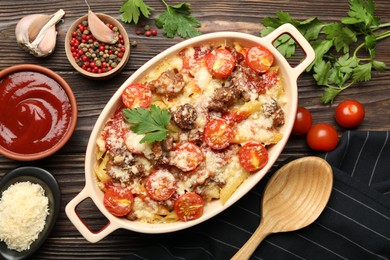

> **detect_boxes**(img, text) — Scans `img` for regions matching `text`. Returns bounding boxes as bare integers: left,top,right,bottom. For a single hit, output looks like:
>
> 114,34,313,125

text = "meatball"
172,103,197,130
146,69,185,96
263,99,285,127
208,87,240,112
231,64,265,100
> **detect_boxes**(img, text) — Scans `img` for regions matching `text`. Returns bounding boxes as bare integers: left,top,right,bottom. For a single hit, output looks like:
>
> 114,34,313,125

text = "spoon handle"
231,223,271,260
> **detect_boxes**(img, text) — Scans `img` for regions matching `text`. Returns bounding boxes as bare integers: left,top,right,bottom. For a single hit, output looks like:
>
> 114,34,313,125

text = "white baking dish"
66,23,315,243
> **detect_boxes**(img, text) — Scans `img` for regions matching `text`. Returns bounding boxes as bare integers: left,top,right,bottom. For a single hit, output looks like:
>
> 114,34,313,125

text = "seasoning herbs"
260,0,390,103
120,0,201,39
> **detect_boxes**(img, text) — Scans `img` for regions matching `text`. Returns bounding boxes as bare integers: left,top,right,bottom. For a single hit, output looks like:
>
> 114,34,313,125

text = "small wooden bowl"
65,13,130,80
0,64,78,161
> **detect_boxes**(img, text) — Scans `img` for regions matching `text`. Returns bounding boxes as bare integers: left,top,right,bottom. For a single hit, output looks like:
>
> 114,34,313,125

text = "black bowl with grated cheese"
0,167,60,260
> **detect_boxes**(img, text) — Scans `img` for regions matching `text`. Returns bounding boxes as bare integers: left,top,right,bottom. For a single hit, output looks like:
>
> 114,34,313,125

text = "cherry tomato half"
306,123,339,151
205,49,236,78
335,100,365,128
292,106,313,135
146,169,176,201
170,142,204,172
239,141,269,172
203,119,233,150
122,83,152,109
246,45,274,74
174,192,204,222
103,187,134,217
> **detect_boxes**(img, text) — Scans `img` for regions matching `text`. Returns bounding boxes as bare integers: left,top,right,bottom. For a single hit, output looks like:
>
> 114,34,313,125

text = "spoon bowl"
232,156,333,259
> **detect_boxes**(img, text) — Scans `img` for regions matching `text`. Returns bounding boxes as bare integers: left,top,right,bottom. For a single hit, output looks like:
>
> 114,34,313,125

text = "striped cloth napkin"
122,131,390,260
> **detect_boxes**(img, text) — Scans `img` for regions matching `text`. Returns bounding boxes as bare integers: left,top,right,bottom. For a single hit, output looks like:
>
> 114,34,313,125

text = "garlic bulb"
87,10,118,44
15,9,65,57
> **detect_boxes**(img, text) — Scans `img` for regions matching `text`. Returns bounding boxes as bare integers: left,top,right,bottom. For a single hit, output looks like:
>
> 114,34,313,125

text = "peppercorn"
69,19,127,74
131,40,138,47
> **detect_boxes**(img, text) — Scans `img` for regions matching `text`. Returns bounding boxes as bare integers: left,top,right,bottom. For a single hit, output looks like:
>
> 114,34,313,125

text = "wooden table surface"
1,0,389,259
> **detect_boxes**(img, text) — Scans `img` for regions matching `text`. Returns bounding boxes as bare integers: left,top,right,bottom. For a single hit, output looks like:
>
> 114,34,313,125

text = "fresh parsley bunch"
261,0,390,104
120,0,201,38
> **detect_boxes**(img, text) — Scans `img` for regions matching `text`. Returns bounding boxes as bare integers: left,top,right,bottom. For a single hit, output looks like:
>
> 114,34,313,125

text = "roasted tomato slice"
122,83,152,109
239,141,269,172
205,48,236,78
174,192,204,222
102,109,128,151
222,111,250,126
103,187,134,217
203,118,233,150
145,169,176,201
246,45,274,74
170,142,204,172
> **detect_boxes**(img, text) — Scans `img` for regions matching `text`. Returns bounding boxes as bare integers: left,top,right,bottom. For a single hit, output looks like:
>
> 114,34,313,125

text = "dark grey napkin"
122,131,390,260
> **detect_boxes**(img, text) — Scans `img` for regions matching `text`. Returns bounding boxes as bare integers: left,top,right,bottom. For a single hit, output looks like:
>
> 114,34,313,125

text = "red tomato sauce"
0,71,72,154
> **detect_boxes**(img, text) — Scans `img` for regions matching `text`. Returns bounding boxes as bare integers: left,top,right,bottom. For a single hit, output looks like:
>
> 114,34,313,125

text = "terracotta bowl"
66,24,315,242
0,64,78,161
65,13,130,80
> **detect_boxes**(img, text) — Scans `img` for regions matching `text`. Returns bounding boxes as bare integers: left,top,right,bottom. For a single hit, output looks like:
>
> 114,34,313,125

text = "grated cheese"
0,181,49,252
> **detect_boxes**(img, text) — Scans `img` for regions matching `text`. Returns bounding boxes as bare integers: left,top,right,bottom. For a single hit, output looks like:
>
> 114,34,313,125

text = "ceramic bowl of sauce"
0,64,78,161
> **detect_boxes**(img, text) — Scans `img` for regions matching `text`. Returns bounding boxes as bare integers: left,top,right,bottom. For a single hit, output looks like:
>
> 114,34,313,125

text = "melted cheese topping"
95,41,286,223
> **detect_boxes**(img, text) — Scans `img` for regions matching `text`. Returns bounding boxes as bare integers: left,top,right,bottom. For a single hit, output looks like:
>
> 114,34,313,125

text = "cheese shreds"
0,181,49,252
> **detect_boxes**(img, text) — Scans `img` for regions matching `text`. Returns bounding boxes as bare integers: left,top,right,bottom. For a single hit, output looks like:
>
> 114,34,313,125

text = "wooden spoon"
232,156,333,260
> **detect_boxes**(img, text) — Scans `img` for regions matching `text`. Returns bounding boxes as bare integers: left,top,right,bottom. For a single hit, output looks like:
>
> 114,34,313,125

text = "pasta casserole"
94,41,286,223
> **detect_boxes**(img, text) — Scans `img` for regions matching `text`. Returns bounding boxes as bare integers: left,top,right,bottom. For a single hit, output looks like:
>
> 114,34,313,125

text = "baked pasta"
95,41,286,223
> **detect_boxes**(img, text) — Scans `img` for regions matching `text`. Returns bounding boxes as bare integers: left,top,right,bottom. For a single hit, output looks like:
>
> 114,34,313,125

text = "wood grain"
0,0,389,258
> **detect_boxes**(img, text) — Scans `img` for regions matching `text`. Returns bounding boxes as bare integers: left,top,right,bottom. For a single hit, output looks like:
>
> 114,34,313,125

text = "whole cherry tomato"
205,48,236,78
306,123,339,151
103,187,134,217
335,100,365,128
146,169,176,201
292,106,313,135
174,192,204,222
239,141,269,172
246,45,274,74
122,83,152,109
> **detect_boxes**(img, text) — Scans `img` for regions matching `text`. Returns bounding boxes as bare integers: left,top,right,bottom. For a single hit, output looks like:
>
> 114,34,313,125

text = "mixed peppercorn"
69,20,126,74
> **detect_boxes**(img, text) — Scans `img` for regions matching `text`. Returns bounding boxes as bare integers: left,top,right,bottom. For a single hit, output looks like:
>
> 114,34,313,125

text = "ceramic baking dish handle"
65,187,119,243
265,23,315,80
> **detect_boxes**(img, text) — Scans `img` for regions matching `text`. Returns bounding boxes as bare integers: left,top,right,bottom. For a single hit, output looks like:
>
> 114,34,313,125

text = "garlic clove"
15,9,65,57
15,14,48,45
28,15,51,41
87,10,118,44
36,26,57,56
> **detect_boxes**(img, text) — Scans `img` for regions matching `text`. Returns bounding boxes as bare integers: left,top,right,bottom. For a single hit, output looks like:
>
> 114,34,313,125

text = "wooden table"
1,0,389,259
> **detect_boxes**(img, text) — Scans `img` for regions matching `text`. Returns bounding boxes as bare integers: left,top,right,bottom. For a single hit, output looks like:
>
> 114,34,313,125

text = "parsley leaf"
155,0,201,38
261,0,390,104
120,0,153,24
123,105,171,143
323,23,357,53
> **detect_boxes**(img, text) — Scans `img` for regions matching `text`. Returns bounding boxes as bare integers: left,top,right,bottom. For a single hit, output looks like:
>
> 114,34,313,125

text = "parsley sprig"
120,0,153,24
261,0,390,104
155,0,201,38
120,0,201,39
123,105,171,143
